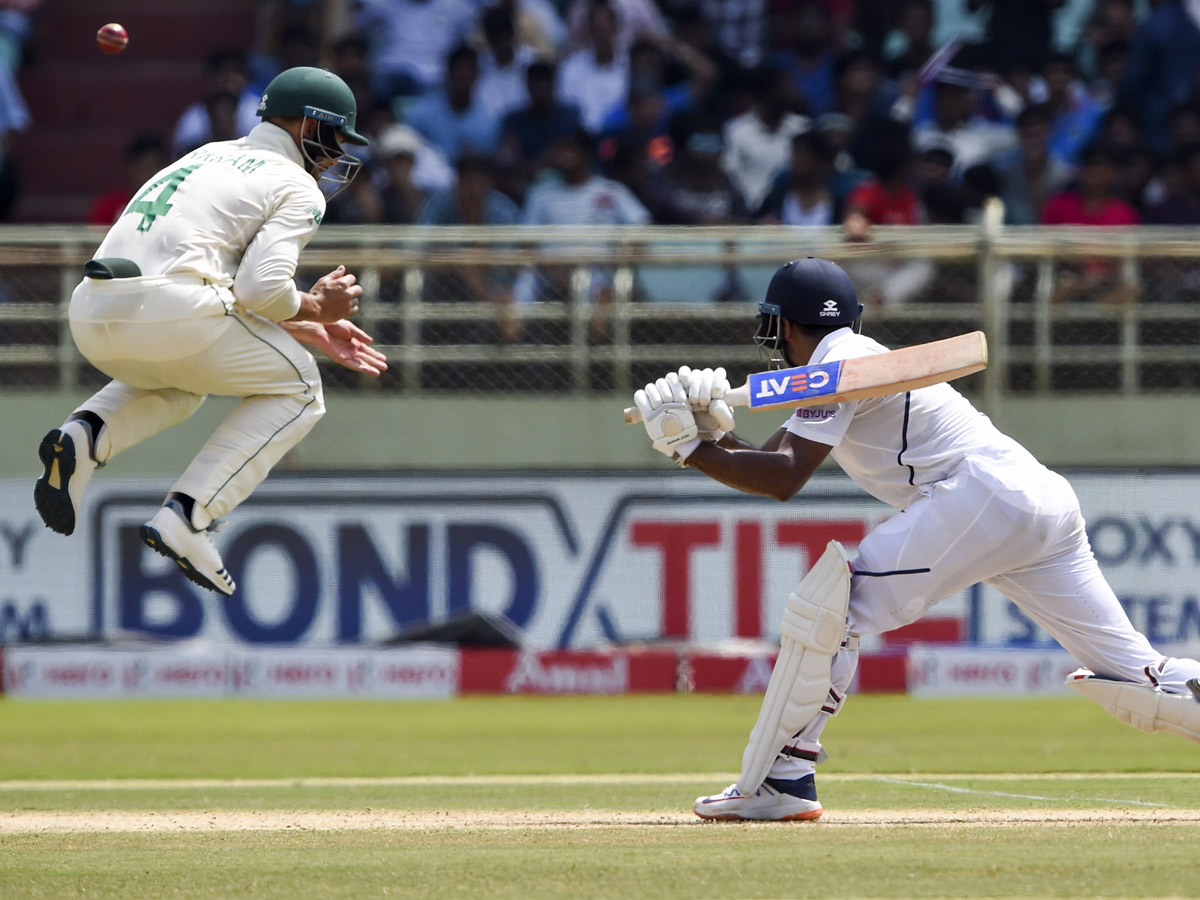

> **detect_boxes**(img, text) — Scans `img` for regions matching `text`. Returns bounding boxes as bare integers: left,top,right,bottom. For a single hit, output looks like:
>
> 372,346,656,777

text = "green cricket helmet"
257,66,368,199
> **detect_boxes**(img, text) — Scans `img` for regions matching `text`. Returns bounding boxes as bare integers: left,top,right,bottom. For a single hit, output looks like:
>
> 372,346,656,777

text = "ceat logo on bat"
749,361,842,407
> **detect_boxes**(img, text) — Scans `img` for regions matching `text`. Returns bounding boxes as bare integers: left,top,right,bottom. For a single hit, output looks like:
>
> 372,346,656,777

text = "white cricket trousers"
67,274,324,528
769,455,1200,777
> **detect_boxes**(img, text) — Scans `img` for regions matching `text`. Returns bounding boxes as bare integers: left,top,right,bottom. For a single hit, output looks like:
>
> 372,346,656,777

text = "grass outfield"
1,695,1198,899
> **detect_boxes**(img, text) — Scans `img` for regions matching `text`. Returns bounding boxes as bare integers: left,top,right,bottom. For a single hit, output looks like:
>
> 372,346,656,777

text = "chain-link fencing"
2,223,1199,404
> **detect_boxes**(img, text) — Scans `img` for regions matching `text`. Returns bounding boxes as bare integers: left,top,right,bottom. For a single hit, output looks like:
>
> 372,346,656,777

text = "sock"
66,411,106,462
167,492,199,530
764,773,818,800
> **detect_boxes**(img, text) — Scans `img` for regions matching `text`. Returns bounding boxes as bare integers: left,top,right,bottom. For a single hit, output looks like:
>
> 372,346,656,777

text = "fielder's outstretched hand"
284,319,388,376
634,372,698,458
677,365,735,440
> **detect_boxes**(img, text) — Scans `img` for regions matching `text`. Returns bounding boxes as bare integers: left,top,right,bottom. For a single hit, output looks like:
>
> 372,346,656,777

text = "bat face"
747,360,845,410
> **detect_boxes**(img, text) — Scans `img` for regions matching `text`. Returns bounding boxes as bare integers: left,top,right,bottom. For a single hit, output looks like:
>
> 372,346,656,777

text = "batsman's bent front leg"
694,541,851,822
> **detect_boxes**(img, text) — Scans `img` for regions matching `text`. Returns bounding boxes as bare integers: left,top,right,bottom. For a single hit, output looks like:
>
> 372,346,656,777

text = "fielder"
634,257,1200,822
34,67,387,596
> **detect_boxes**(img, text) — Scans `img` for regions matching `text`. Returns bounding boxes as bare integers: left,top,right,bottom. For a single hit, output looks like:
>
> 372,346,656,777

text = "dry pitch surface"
7,806,1200,833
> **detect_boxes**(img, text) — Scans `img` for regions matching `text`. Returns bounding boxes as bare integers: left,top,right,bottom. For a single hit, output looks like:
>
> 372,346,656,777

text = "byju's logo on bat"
749,361,843,407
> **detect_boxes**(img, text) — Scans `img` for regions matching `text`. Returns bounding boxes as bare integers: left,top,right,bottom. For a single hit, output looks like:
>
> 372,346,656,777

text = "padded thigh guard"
1066,669,1200,743
736,541,851,794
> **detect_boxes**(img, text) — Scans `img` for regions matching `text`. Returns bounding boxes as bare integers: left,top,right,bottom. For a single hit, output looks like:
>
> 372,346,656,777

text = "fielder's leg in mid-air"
34,67,385,595
35,290,327,596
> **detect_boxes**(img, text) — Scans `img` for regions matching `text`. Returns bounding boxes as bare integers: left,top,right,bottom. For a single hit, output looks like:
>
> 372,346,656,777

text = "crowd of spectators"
0,0,37,221
90,0,1200,306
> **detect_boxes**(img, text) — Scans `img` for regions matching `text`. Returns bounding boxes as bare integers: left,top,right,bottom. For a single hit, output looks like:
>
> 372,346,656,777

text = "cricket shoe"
139,500,236,596
34,421,98,535
694,774,822,821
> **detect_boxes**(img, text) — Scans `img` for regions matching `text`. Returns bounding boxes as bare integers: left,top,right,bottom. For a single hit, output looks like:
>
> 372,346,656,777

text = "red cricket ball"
96,22,128,55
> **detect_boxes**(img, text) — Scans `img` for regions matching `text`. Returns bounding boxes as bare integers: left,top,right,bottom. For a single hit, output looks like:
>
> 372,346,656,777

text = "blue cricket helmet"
763,257,862,325
754,258,863,364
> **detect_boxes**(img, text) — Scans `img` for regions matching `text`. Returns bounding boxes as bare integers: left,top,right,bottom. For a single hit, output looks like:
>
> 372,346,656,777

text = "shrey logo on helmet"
256,66,369,200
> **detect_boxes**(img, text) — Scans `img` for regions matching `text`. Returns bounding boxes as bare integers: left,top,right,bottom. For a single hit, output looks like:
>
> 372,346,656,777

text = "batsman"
633,257,1200,822
33,67,387,595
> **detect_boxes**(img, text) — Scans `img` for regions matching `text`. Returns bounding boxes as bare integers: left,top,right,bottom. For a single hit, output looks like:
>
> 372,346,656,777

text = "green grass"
2,694,1196,778
3,826,1199,900
2,695,1199,899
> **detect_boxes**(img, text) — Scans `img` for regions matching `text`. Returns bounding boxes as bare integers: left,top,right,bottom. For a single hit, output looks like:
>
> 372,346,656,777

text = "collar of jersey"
807,326,856,366
246,122,307,169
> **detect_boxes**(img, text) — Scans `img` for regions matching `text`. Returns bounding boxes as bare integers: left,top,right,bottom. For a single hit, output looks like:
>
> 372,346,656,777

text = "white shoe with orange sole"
694,775,823,821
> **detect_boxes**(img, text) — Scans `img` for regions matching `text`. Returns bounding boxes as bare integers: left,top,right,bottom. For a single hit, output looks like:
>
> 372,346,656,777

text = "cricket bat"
623,331,987,425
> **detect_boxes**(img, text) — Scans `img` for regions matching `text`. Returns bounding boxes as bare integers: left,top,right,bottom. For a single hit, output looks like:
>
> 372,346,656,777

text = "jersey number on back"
126,165,200,232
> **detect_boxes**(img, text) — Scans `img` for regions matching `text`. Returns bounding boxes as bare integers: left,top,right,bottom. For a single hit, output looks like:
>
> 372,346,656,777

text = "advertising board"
1,471,1198,654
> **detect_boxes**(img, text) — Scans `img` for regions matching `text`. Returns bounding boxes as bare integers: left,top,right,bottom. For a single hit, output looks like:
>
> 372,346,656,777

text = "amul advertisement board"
1,471,1198,651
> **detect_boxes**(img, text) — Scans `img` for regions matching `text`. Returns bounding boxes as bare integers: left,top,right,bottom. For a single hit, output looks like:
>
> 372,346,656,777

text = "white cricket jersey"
94,123,325,322
783,328,1041,510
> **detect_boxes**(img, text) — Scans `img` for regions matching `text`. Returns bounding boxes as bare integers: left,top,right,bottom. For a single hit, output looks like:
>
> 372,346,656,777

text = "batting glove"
677,365,736,441
634,372,701,462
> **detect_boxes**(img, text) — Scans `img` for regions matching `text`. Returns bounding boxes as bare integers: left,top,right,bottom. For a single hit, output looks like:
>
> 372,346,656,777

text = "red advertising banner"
459,649,679,694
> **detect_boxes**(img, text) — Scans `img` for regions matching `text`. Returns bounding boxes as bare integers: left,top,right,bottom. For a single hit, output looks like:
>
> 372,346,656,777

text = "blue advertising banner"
1,471,1198,653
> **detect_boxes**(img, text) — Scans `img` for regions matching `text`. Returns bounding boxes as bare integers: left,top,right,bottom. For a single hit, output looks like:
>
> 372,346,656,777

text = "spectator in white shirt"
519,127,649,327
756,129,837,224
523,125,651,225
564,0,667,54
377,123,455,193
350,0,478,100
721,64,811,212
557,0,630,132
475,6,539,120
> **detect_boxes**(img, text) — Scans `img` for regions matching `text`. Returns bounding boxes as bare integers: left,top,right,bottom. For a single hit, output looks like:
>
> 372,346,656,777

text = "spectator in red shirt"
839,121,935,306
1042,141,1139,226
842,120,921,233
86,132,167,226
842,173,921,225
1042,140,1141,303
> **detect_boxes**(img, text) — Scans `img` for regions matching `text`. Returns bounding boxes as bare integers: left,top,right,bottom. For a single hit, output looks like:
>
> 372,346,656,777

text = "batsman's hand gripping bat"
623,331,987,425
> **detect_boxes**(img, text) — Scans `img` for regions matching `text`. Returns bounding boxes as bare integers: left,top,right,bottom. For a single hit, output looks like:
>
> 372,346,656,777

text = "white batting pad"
736,540,851,794
1066,669,1200,743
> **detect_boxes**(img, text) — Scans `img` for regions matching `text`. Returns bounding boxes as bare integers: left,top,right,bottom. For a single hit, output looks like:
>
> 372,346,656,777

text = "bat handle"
624,406,642,425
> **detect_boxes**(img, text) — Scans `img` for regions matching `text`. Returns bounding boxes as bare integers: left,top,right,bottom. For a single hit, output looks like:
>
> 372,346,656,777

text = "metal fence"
2,219,1199,411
